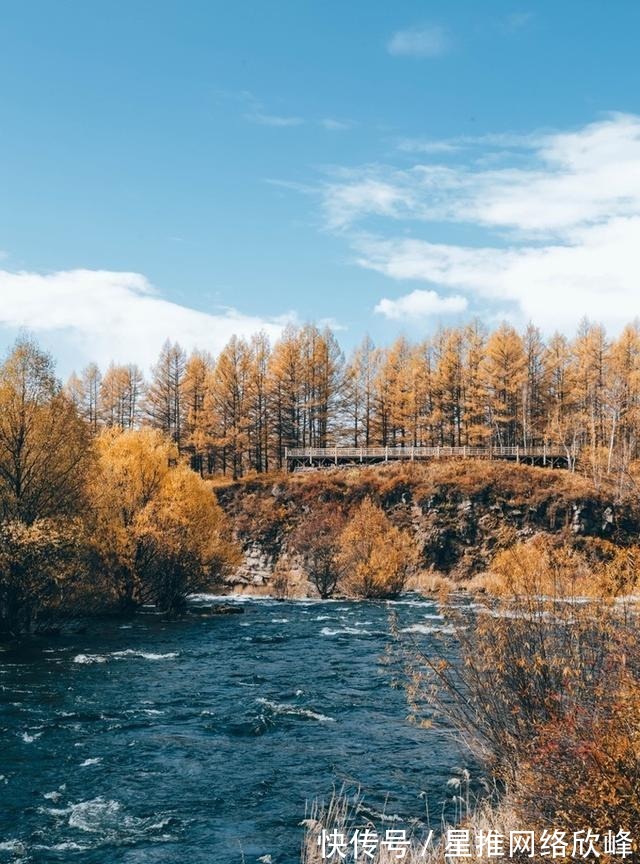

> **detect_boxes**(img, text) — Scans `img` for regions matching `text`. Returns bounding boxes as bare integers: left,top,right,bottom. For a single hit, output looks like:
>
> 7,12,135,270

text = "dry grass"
406,569,457,596
302,787,522,864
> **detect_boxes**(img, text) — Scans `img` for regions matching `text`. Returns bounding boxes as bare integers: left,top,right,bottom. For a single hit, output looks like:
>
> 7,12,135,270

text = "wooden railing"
286,445,570,462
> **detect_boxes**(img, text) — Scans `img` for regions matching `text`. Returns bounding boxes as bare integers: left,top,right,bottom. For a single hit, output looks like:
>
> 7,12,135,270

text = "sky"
1,0,640,373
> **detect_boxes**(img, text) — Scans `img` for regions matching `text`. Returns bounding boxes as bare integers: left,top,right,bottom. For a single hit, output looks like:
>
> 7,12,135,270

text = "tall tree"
0,339,89,523
66,363,102,433
344,335,378,447
482,323,527,447
145,341,187,449
100,364,144,430
206,336,251,478
268,325,303,466
183,350,213,473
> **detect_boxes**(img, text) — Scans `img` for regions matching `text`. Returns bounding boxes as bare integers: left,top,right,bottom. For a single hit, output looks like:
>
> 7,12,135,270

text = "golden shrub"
338,497,418,598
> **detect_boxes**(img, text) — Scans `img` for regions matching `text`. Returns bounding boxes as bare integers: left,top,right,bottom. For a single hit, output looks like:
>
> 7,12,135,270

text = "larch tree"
183,349,213,473
145,340,187,450
246,332,271,473
433,328,465,446
134,465,239,613
267,325,303,466
66,362,102,433
610,322,640,466
206,335,251,478
462,320,488,446
0,339,89,524
99,364,145,430
522,324,548,448
544,332,579,465
572,320,610,477
89,427,175,609
344,334,378,447
482,323,527,447
338,498,417,598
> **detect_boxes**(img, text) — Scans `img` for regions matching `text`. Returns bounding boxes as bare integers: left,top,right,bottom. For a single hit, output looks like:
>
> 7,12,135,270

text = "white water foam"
111,650,178,661
320,626,371,636
73,650,178,664
73,654,107,665
256,698,335,723
400,623,456,636
21,731,43,743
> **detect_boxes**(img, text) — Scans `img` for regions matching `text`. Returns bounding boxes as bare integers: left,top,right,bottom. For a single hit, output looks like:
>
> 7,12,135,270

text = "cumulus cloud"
0,269,288,371
374,288,467,320
387,25,450,58
322,113,640,334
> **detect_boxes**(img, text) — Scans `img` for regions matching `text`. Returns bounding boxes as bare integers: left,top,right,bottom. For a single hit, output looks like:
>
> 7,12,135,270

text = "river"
0,595,475,863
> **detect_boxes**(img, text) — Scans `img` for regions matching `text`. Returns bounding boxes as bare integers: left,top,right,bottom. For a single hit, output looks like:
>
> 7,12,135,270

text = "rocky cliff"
214,461,638,594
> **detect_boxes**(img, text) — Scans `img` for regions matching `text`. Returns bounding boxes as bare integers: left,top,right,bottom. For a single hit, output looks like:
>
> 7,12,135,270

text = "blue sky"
1,1,640,371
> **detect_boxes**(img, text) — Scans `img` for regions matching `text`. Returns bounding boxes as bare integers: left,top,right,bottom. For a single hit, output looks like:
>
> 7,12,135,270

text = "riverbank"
215,461,640,597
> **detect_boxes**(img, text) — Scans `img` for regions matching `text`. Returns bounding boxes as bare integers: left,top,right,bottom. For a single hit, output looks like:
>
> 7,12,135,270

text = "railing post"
516,445,520,464
411,446,414,461
360,447,363,463
543,442,547,466
335,445,338,465
385,446,388,462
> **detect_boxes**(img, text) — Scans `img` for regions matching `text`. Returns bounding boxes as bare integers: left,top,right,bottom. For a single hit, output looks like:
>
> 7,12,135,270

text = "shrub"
289,506,347,597
401,586,640,855
0,519,98,636
338,498,417,598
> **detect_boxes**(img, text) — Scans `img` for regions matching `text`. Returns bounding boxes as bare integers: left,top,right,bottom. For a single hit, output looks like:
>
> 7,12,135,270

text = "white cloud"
375,288,467,320
0,269,289,372
321,114,640,334
246,112,303,127
503,11,534,32
397,138,461,154
387,26,450,58
320,118,352,131
324,176,418,230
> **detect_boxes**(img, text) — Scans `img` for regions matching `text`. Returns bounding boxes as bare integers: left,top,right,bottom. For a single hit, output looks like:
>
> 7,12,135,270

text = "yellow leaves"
88,428,240,610
135,464,235,569
0,338,90,524
338,497,418,598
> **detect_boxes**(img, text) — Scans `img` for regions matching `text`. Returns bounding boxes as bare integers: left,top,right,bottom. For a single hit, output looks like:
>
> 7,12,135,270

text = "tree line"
67,319,640,480
0,338,239,637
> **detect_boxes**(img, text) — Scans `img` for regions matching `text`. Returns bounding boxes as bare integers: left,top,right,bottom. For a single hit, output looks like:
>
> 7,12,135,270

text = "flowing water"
0,596,474,863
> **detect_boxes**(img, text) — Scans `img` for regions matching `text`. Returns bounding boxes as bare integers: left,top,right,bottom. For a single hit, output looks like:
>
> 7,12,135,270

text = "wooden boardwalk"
285,445,572,469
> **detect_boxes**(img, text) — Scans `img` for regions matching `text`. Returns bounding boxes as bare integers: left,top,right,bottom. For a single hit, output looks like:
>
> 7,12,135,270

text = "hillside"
213,461,640,595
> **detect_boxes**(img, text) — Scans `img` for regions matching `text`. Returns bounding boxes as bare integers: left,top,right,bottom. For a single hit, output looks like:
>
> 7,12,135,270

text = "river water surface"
0,596,473,864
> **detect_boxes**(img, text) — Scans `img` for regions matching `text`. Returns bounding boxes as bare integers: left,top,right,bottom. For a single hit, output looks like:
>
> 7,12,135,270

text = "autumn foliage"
289,506,347,598
0,339,239,634
61,319,640,490
337,498,417,598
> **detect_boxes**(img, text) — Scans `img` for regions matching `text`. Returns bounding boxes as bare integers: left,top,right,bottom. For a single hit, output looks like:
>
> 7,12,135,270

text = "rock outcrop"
214,461,639,591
